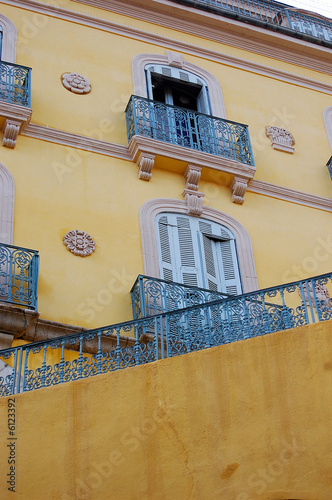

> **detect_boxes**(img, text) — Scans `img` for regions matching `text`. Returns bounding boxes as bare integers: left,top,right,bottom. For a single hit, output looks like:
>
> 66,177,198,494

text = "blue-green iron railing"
327,156,332,181
126,95,254,165
172,0,332,47
0,272,331,396
131,274,231,319
0,61,31,107
0,243,39,310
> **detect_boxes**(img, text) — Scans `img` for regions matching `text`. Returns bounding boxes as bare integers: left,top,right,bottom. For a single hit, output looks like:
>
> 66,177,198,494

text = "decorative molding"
2,119,21,148
140,198,259,292
184,164,201,191
137,152,155,181
247,180,332,212
0,103,32,149
230,177,248,205
182,188,205,216
63,230,96,257
21,123,131,160
323,107,332,151
266,126,295,153
0,14,17,63
61,72,91,94
129,135,255,203
0,163,14,245
1,0,331,95
71,0,332,76
132,52,226,117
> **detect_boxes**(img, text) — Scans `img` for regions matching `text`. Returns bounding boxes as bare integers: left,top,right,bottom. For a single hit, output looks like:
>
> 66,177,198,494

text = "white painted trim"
323,107,332,151
140,198,258,292
1,0,331,95
0,163,14,244
0,14,17,63
71,0,332,76
21,123,131,159
132,53,226,117
248,180,332,212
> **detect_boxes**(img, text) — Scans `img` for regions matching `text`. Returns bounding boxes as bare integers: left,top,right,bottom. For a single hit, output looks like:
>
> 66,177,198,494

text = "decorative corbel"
182,188,205,216
230,177,248,205
137,152,155,181
2,119,22,148
183,164,202,191
166,51,184,69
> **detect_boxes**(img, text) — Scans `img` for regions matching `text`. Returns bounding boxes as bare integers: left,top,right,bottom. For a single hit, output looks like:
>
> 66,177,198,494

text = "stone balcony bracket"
0,102,32,149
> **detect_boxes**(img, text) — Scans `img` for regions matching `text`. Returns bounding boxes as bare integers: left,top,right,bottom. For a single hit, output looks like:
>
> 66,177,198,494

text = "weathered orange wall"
1,321,332,499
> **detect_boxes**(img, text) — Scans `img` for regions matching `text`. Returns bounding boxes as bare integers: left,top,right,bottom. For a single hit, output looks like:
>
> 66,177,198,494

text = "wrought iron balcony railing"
173,0,332,47
1,272,331,396
0,61,31,107
131,274,231,319
327,156,332,181
0,243,39,310
126,95,255,165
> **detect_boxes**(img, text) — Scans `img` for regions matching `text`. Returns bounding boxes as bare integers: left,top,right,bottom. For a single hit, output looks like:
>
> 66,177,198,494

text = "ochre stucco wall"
1,321,332,499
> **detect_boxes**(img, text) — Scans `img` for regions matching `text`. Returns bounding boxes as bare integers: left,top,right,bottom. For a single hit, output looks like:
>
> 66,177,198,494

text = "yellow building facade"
0,0,331,497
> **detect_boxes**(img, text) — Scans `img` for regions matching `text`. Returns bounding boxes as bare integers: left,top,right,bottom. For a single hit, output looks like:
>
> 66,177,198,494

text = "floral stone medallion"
63,230,95,257
61,72,91,94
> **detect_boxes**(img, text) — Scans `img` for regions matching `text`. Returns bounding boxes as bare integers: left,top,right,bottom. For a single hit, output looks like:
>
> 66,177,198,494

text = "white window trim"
0,14,17,62
132,52,226,118
0,163,14,244
323,106,332,151
140,198,258,293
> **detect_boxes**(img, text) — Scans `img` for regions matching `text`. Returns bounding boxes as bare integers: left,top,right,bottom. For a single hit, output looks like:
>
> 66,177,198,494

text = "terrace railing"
0,61,31,107
173,0,332,47
327,156,332,181
126,95,254,165
131,274,231,319
0,243,39,310
1,272,331,396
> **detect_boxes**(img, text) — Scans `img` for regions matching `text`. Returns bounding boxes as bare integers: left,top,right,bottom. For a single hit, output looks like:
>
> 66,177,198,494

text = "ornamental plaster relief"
63,230,95,257
61,73,91,94
266,126,295,153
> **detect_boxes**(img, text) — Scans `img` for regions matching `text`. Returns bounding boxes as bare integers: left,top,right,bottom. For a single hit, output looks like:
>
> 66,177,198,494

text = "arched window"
145,64,211,114
140,199,258,293
0,14,17,62
156,213,242,294
0,163,14,244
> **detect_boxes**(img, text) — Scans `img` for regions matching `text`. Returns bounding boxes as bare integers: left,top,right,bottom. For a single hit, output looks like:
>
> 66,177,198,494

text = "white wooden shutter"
157,215,174,282
198,220,218,291
176,215,199,287
218,237,242,295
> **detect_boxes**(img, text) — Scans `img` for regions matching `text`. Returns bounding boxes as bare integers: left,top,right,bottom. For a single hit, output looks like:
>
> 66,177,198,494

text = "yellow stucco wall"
0,320,332,499
0,2,330,328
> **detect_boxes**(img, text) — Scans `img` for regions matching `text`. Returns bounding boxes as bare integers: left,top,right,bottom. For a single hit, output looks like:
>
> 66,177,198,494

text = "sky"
275,0,332,19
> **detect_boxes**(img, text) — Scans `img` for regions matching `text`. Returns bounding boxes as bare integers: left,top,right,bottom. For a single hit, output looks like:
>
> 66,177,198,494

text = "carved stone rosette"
61,73,91,94
63,230,95,257
266,126,295,153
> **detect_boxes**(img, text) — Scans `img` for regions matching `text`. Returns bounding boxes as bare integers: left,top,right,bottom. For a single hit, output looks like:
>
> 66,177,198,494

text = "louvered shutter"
176,216,199,287
198,221,219,291
218,237,242,295
157,215,174,282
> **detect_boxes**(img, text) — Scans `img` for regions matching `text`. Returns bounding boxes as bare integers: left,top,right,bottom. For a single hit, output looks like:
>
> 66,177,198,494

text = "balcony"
0,243,39,311
1,272,331,396
173,0,332,47
126,95,255,207
0,61,32,148
327,156,332,181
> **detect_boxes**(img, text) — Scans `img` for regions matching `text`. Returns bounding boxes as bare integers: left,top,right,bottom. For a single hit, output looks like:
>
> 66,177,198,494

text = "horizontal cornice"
248,179,332,212
72,0,332,75
1,0,332,95
22,123,332,212
22,123,131,159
